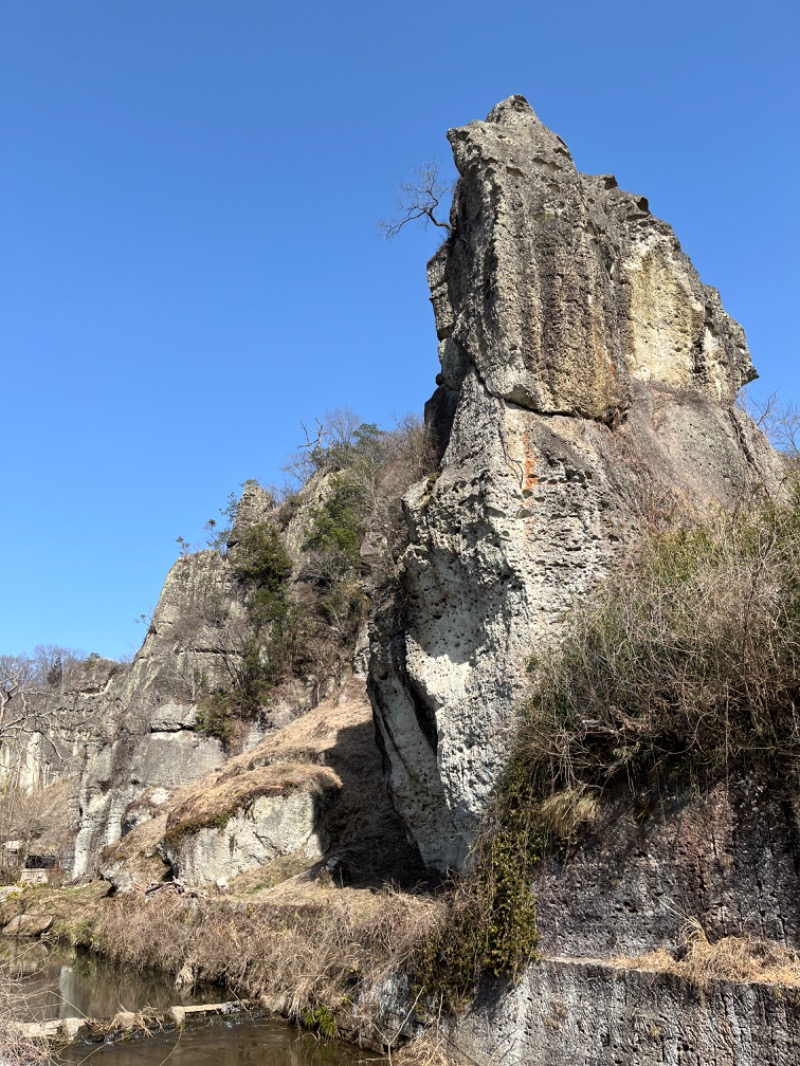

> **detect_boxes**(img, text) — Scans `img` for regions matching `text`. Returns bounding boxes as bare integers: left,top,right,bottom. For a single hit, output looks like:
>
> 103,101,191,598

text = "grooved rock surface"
451,958,800,1066
368,96,783,870
533,776,800,958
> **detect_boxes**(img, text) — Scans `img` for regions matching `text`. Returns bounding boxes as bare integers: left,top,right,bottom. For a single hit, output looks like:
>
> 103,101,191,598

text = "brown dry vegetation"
164,762,340,847
612,919,800,991
395,1031,471,1066
0,983,49,1066
102,684,426,890
0,778,74,880
524,487,800,791
85,887,441,1029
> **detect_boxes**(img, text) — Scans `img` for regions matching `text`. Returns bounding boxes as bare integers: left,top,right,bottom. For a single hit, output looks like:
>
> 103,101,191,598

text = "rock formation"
368,95,783,870
1,483,276,876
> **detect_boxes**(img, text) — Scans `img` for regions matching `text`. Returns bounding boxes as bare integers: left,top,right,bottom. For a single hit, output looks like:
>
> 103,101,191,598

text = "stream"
3,944,382,1065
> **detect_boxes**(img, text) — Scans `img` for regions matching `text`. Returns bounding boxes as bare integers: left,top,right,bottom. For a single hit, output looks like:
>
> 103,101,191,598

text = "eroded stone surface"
451,958,800,1066
161,780,338,885
533,776,800,958
369,96,783,870
1,491,276,877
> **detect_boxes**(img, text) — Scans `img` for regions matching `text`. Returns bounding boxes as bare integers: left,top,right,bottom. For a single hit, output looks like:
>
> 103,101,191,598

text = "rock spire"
368,96,781,870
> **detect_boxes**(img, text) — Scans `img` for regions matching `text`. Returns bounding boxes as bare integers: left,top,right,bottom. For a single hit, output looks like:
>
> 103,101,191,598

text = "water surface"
2,944,381,1065
56,1016,381,1066
2,943,219,1022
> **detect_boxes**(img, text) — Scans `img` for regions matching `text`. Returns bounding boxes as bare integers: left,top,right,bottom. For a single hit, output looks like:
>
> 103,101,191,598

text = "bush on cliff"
418,483,800,1009
524,483,800,790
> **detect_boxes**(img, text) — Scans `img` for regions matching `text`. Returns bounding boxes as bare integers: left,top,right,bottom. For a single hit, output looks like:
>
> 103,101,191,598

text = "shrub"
524,485,800,791
301,1002,338,1038
231,522,293,589
414,755,543,1008
305,472,370,565
195,690,236,744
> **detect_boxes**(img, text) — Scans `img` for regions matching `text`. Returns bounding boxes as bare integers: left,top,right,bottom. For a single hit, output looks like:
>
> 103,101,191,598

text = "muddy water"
56,1016,381,1065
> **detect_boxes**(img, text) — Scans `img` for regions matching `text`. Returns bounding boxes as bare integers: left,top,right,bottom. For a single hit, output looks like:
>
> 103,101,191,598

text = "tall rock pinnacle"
368,97,781,870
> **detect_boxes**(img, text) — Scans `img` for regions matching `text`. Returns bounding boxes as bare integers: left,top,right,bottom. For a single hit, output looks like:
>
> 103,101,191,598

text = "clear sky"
2,0,798,660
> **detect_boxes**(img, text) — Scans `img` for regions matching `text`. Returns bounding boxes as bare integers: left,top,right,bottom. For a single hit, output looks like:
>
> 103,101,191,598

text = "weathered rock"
450,958,800,1066
2,912,53,937
369,96,783,870
0,489,277,877
160,764,340,885
533,775,800,958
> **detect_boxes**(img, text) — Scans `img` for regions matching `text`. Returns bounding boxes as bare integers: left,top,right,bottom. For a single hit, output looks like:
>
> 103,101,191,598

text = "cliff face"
368,96,783,871
1,484,278,875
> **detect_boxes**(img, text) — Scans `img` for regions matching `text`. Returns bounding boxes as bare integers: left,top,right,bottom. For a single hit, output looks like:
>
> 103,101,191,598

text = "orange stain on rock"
523,432,538,494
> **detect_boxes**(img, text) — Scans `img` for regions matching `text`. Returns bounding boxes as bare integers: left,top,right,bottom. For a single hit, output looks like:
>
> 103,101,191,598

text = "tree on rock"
379,161,454,239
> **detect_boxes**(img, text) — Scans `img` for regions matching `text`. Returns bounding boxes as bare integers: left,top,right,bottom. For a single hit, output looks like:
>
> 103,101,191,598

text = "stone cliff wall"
1,484,282,875
451,958,800,1066
368,96,783,870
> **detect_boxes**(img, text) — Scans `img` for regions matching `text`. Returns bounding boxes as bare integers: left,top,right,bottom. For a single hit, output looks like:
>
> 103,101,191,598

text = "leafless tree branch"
378,161,455,239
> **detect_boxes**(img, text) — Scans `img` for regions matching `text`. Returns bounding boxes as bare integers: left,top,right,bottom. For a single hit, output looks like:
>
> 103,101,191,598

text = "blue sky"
2,0,798,660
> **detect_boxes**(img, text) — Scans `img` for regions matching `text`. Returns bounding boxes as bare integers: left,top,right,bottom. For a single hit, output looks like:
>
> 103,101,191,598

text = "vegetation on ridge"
192,408,437,746
523,483,800,791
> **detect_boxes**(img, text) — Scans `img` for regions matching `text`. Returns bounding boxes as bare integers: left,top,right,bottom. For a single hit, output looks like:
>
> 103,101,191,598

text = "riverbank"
5,880,800,1066
0,879,443,1055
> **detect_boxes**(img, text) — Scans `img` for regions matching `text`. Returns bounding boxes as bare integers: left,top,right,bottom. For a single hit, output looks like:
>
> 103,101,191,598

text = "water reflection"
1,943,220,1022
56,1016,382,1066
2,945,381,1065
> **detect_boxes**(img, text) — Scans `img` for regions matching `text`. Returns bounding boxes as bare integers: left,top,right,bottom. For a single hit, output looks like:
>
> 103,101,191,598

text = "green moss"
414,754,543,1009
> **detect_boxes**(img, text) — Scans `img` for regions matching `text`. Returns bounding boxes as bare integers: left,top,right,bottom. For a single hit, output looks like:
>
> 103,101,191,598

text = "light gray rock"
369,96,784,871
1,489,277,878
161,777,338,885
2,913,53,937
450,958,800,1066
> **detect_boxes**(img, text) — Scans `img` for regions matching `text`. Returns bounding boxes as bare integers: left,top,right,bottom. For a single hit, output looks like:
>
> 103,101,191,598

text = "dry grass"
0,978,51,1065
99,812,170,884
613,919,800,990
90,885,441,1024
524,489,800,790
164,762,340,845
396,1030,471,1066
536,787,598,841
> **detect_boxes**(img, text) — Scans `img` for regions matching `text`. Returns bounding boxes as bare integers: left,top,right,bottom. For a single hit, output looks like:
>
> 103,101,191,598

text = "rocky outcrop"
160,764,339,885
96,685,425,892
67,536,262,877
0,486,279,877
369,96,784,870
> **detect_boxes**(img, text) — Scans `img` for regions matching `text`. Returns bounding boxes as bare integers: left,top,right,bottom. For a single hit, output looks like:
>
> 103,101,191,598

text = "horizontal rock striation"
369,96,783,870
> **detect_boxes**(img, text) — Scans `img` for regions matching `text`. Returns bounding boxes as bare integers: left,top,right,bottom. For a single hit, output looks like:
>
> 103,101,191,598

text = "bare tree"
378,161,455,239
0,646,86,747
283,406,369,485
738,387,800,458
